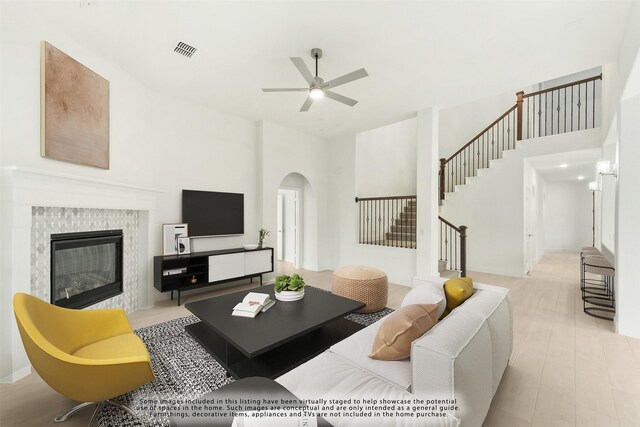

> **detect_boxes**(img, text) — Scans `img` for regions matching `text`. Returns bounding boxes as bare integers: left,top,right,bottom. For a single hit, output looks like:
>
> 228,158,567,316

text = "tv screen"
182,190,244,237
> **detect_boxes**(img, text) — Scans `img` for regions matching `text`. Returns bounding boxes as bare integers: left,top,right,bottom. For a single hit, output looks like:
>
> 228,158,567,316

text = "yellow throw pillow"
369,304,439,361
441,277,474,319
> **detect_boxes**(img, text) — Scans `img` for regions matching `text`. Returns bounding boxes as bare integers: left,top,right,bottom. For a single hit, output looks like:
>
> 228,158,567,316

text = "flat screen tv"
182,190,244,237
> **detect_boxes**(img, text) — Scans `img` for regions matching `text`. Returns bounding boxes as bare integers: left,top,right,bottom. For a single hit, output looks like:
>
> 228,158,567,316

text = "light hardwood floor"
1,252,639,426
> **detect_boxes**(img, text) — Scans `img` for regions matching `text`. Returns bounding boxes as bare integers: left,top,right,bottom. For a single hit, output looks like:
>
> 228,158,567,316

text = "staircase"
386,199,416,247
438,73,602,277
439,73,602,202
356,196,416,248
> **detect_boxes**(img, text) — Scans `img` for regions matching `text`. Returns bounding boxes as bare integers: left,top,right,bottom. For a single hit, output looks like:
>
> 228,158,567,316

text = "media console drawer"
209,253,245,282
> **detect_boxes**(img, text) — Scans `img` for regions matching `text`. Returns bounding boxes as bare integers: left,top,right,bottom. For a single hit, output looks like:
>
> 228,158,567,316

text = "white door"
526,185,537,274
279,188,300,267
277,193,284,260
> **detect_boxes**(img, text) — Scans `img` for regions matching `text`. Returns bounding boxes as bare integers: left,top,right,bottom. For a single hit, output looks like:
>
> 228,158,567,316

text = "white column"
615,94,640,338
416,108,440,279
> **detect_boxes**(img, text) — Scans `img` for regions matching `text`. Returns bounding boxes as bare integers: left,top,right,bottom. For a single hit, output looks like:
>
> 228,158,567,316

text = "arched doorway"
277,173,316,270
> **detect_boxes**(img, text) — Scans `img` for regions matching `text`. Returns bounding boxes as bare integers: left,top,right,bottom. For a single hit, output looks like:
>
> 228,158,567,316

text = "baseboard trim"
616,320,640,339
0,365,31,384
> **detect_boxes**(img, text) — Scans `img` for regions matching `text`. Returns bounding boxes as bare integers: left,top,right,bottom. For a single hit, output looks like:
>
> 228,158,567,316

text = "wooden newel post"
439,158,446,202
459,225,467,277
516,91,524,141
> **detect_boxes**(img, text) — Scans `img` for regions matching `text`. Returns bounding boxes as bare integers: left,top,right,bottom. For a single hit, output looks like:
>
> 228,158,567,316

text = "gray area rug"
97,308,393,426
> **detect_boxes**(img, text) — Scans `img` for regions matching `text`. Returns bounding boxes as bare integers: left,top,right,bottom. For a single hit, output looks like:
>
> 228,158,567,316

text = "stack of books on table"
232,292,275,318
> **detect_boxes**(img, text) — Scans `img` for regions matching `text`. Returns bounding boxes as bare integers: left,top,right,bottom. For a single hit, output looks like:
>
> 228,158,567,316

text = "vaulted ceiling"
3,1,632,137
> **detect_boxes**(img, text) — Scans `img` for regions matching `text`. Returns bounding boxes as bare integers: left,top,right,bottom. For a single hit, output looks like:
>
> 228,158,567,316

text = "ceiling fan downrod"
310,48,323,78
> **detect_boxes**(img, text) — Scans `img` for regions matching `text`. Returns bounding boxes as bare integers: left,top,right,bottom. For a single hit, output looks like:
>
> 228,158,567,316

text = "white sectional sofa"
276,278,513,427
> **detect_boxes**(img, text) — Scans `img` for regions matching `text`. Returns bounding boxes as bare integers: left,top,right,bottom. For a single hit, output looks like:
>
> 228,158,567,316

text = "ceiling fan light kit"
309,87,324,99
262,48,368,112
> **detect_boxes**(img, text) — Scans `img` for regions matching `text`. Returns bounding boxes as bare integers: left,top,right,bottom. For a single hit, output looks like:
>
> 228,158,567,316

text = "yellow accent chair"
13,293,155,425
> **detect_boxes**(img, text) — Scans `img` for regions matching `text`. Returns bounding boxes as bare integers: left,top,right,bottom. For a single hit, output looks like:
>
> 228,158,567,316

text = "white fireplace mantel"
0,166,162,383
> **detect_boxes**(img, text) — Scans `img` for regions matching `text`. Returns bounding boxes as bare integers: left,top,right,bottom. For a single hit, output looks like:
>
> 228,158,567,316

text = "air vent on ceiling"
174,42,197,58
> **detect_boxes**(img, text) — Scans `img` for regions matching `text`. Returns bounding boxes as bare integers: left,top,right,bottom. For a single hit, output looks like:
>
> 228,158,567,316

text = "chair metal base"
54,399,137,426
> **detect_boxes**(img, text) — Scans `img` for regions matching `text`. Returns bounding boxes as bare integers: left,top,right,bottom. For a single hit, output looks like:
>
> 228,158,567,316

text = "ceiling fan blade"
262,88,308,92
290,57,315,85
325,90,358,107
299,96,314,112
323,68,368,90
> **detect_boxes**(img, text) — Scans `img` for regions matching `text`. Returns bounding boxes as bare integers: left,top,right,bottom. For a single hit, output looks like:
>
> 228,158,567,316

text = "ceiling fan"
262,48,368,112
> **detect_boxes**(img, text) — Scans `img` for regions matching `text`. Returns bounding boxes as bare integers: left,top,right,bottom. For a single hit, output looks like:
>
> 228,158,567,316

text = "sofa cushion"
370,304,439,361
276,351,460,427
441,277,474,318
73,333,149,360
401,282,446,319
330,318,411,389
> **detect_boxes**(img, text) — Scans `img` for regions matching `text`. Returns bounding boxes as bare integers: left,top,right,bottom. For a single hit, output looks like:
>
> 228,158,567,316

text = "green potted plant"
274,274,305,301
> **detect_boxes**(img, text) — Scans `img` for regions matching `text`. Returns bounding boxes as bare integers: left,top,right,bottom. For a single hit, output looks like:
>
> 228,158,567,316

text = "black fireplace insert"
50,229,123,309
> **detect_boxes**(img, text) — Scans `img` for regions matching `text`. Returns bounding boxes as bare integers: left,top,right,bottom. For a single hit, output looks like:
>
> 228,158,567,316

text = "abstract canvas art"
41,41,110,169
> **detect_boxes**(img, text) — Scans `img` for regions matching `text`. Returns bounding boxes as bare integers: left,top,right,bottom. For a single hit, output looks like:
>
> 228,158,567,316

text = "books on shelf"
163,268,187,276
232,292,275,318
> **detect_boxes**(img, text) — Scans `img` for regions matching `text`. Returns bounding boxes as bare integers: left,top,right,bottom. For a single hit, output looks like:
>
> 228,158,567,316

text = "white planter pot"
275,289,305,302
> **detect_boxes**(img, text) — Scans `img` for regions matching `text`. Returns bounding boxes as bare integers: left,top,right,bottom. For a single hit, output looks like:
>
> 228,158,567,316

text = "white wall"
440,128,601,277
0,4,259,254
614,0,640,338
328,134,416,286
544,181,592,251
355,118,417,197
600,142,617,254
0,3,259,381
439,90,518,159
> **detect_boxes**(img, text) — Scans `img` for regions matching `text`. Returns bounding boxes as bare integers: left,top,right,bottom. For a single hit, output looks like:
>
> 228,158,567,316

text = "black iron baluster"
592,80,596,128
577,84,581,131
564,87,567,134
549,92,553,135
545,92,548,136
440,221,443,261
482,133,485,168
449,228,452,271
454,231,458,271
556,90,560,134
358,201,361,243
386,199,389,246
526,98,530,139
571,86,574,132
585,82,588,130
394,199,398,247
533,96,536,138
367,200,371,245
492,125,496,160
501,116,505,154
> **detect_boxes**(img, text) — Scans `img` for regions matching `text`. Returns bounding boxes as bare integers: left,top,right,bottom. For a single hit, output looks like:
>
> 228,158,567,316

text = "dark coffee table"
185,285,365,379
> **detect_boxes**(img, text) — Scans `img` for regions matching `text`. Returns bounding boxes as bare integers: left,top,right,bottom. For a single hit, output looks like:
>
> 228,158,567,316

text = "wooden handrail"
522,73,602,99
438,215,460,232
446,104,517,163
355,195,416,202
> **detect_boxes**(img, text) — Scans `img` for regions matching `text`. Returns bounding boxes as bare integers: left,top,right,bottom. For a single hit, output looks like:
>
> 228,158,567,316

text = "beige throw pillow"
369,304,439,361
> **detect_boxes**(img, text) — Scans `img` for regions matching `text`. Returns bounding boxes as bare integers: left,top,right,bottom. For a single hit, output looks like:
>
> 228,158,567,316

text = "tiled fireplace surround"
1,167,160,383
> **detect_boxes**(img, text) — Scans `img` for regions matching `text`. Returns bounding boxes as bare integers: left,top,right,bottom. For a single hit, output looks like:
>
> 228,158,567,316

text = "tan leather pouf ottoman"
332,266,388,313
